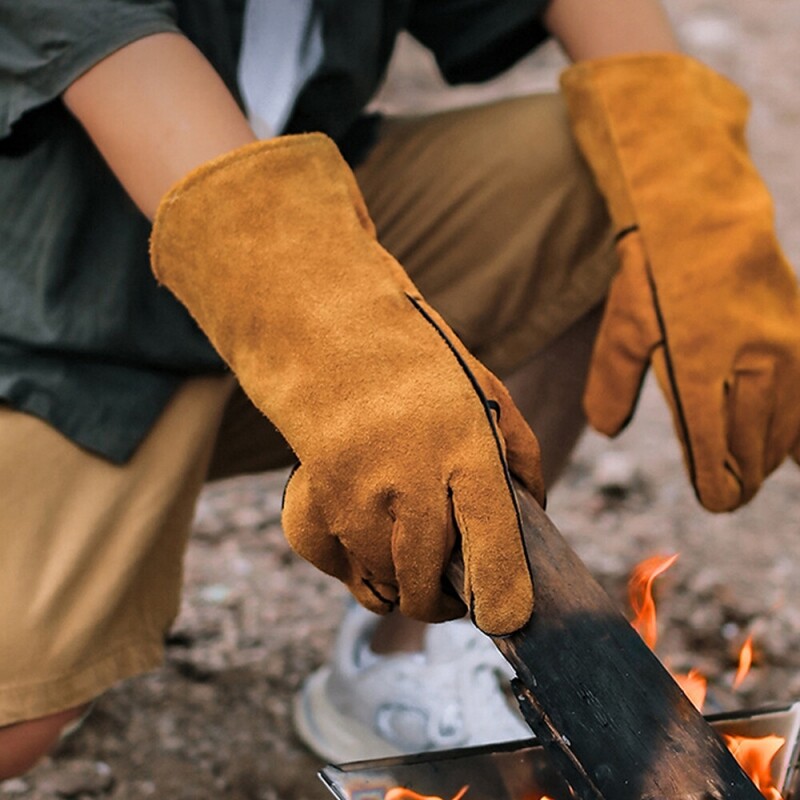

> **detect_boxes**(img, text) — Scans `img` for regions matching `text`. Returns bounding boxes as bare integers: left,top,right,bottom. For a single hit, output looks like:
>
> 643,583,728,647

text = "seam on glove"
487,399,501,421
405,293,523,512
643,262,695,484
281,460,302,510
404,293,533,612
362,579,397,611
614,224,639,243
643,263,743,506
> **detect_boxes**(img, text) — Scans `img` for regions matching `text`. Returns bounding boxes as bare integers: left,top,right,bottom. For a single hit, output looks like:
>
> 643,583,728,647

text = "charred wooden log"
446,483,763,800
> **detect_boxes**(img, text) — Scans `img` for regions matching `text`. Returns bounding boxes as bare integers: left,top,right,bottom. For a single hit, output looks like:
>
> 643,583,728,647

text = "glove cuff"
559,52,750,234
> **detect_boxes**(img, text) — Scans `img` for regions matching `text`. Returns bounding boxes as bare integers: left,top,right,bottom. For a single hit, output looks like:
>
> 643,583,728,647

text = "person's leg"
356,93,615,381
293,93,617,761
0,375,234,777
504,303,605,488
0,705,88,780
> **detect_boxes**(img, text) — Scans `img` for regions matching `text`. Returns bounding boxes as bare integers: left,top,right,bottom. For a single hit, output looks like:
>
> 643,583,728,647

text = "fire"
384,786,469,800
672,668,707,712
626,554,784,799
724,734,785,800
628,553,679,648
385,558,784,800
734,634,755,689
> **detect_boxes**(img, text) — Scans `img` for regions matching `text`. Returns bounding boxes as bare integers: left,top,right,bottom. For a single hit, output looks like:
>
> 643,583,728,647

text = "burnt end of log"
446,483,764,800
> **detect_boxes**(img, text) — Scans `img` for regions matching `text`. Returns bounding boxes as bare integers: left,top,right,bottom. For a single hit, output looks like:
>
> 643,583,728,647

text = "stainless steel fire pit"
320,702,800,800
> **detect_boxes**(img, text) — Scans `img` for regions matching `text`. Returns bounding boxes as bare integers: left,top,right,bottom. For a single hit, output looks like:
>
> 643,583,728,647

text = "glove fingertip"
586,235,660,437
584,356,647,437
471,580,534,637
694,460,747,513
350,579,398,616
452,486,534,636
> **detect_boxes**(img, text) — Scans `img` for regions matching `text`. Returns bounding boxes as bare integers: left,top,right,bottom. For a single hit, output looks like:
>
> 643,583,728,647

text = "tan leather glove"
150,133,544,635
560,53,800,512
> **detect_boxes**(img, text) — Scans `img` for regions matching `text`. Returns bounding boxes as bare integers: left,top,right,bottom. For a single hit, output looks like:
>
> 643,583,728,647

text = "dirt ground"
3,2,800,798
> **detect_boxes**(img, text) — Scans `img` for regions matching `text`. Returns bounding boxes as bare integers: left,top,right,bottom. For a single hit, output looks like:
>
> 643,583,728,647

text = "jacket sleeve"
0,0,180,138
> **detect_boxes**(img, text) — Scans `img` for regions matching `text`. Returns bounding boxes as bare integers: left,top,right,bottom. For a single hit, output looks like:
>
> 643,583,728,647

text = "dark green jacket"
0,0,550,461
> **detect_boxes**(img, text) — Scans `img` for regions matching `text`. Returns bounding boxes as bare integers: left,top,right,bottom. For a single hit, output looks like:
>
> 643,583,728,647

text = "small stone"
721,621,741,641
591,451,641,498
198,583,232,604
36,759,114,796
0,777,30,794
680,13,737,50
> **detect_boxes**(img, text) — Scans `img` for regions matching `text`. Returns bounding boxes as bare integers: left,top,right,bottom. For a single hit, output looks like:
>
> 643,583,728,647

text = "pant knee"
489,94,610,229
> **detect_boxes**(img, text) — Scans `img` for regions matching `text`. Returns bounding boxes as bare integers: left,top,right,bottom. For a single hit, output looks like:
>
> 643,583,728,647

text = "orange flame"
626,556,786,797
388,561,784,800
734,635,755,690
628,553,679,648
724,734,785,799
385,786,468,800
672,668,708,711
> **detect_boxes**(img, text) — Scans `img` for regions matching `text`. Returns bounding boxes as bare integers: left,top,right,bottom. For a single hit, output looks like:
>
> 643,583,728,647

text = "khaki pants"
0,94,615,725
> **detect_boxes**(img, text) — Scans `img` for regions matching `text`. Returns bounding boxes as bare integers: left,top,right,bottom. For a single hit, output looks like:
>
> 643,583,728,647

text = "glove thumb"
585,232,663,436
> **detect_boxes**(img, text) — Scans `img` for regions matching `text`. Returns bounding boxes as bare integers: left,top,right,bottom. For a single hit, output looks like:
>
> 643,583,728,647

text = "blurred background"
3,1,799,798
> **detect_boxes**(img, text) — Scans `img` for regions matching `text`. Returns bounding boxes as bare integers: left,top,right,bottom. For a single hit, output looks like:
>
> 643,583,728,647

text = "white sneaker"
293,604,532,764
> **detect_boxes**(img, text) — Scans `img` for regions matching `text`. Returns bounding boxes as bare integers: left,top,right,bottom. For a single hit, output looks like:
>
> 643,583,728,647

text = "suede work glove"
150,133,544,635
560,53,800,512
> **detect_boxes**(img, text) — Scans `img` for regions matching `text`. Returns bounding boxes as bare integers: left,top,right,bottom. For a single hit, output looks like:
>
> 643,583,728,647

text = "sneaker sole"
293,665,405,765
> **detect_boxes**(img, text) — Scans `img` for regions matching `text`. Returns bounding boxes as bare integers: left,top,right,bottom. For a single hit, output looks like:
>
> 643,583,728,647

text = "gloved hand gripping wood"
561,53,800,512
150,133,544,635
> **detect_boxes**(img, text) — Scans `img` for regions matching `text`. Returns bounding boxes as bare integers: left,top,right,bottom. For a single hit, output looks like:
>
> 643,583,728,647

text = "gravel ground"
3,2,799,798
